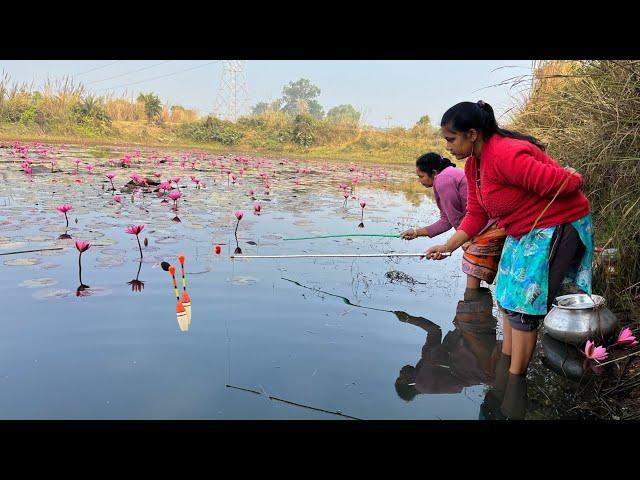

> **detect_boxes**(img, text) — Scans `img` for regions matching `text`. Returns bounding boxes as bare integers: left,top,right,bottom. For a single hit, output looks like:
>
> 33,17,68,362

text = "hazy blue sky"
0,60,534,128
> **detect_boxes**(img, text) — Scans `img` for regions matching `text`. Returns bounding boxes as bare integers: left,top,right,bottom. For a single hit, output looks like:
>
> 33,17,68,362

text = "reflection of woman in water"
395,288,528,418
394,288,501,400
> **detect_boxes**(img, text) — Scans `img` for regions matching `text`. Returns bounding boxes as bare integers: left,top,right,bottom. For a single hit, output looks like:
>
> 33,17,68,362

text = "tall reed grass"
509,60,640,309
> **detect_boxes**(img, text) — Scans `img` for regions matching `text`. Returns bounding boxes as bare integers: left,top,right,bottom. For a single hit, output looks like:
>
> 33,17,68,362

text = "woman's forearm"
418,227,431,238
444,230,470,252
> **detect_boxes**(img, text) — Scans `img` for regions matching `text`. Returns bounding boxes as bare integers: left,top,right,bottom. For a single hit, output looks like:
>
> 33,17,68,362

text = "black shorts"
498,222,586,332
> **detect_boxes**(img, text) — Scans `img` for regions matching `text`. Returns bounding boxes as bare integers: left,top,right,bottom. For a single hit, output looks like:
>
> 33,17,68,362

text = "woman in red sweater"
426,101,593,376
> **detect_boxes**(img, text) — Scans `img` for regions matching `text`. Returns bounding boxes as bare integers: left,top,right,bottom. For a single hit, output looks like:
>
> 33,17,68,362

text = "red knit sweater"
458,134,590,239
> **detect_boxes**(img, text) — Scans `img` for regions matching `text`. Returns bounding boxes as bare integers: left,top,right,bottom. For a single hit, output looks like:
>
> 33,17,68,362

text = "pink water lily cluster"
582,327,638,363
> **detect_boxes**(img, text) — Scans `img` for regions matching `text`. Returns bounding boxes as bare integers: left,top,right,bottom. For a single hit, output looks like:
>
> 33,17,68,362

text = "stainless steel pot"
543,294,618,345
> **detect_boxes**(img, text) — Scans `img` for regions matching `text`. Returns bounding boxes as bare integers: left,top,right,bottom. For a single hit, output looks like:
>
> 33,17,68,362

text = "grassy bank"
0,74,447,167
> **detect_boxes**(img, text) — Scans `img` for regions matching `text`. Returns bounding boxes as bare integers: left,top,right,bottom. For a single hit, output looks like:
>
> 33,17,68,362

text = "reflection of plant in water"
127,259,145,292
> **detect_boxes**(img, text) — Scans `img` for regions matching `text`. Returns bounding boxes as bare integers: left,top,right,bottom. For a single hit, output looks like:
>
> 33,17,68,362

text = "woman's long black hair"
440,101,546,151
416,152,456,176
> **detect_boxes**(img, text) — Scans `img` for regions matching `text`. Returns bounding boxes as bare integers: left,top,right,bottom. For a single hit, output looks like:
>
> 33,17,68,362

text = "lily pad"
38,263,61,270
4,257,41,266
23,235,55,242
227,276,258,285
33,288,73,300
96,256,126,267
40,224,69,233
0,241,27,250
19,278,58,288
38,248,66,257
156,237,179,244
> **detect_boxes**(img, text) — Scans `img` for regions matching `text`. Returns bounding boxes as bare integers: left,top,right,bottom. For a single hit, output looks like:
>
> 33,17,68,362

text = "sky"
0,60,534,128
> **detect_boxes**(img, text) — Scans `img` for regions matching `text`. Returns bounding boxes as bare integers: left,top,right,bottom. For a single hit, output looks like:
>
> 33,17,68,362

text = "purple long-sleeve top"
425,166,467,237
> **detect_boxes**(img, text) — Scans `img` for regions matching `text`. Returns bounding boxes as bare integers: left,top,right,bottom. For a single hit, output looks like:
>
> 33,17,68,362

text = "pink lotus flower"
254,203,261,214
126,225,145,257
360,201,366,209
126,225,145,235
130,173,145,185
169,190,182,201
234,210,244,220
159,182,172,192
113,195,122,204
75,240,91,253
85,164,94,172
615,327,639,348
105,172,116,190
582,340,609,362
56,204,73,226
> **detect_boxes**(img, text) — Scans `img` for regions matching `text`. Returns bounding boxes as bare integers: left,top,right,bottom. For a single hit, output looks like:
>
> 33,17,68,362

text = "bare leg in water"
466,274,481,289
501,311,512,356
509,329,538,375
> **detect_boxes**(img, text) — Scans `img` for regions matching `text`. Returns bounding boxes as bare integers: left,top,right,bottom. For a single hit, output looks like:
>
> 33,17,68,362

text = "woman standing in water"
400,152,506,290
426,101,593,376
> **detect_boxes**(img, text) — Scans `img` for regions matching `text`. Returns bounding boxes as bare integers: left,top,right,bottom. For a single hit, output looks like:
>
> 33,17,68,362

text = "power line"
71,61,122,77
85,60,172,85
95,61,221,93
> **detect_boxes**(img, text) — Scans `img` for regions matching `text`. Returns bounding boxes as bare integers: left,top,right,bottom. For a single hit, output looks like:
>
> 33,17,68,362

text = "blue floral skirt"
495,214,593,316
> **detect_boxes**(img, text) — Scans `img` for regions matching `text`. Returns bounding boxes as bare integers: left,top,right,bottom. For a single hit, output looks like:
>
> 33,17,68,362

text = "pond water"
0,143,604,419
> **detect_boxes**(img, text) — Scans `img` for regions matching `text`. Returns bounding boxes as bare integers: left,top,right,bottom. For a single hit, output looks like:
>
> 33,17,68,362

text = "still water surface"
0,144,600,419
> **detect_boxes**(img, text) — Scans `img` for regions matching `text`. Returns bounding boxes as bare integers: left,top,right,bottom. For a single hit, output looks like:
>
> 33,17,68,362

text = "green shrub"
291,113,315,147
71,97,112,134
180,116,243,145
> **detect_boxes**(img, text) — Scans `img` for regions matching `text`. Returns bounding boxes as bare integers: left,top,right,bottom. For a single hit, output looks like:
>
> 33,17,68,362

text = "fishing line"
227,238,234,385
284,233,400,241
